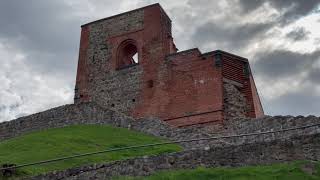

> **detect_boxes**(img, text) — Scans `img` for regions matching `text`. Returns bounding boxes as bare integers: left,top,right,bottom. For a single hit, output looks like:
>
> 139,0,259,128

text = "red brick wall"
221,52,264,118
222,56,245,83
133,49,224,127
249,75,264,117
74,26,90,103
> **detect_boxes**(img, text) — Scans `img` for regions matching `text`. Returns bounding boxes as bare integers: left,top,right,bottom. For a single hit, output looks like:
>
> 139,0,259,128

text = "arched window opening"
117,40,139,69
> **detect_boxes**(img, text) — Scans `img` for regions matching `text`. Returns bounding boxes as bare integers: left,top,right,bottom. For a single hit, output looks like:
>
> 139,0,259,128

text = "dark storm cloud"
0,1,82,52
253,50,320,79
191,22,272,50
238,0,320,25
0,1,83,74
189,0,319,52
238,0,264,14
286,27,310,41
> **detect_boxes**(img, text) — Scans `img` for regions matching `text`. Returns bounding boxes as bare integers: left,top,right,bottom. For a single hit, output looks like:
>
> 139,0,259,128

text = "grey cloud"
238,0,264,14
264,89,320,116
0,1,84,77
0,1,82,53
0,105,6,112
252,50,320,79
286,27,310,41
185,0,319,53
191,21,272,51
24,51,78,76
308,67,320,84
0,1,83,121
274,0,320,25
238,0,320,25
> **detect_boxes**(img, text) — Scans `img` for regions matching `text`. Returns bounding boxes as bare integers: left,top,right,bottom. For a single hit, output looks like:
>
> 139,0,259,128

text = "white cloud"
0,40,73,122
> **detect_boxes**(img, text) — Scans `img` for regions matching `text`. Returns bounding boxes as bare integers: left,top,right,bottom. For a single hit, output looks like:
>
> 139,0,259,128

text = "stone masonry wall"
224,115,320,135
90,65,143,114
0,102,205,146
223,80,248,119
1,101,319,151
0,102,208,149
0,102,136,141
28,133,320,180
75,8,145,114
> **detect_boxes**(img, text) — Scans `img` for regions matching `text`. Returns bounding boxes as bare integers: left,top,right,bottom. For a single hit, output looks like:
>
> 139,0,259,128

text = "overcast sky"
0,0,319,122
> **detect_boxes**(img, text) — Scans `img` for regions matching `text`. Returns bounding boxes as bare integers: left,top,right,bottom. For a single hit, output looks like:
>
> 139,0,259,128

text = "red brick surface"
221,53,264,118
75,26,90,103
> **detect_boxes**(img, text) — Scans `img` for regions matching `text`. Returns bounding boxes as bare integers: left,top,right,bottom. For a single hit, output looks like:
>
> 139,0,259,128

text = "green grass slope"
0,125,181,178
115,161,320,180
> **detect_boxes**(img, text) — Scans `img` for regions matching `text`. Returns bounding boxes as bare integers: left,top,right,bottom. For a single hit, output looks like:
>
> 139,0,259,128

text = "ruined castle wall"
0,103,135,141
29,133,320,180
0,101,319,151
74,4,265,126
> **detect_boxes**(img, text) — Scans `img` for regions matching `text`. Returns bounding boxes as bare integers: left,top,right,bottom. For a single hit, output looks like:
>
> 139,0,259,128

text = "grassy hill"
0,125,181,178
1,125,319,180
115,161,320,180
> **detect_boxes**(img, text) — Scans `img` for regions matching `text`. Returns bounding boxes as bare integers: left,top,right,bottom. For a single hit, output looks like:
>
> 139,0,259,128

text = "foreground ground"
0,125,181,178
114,161,320,180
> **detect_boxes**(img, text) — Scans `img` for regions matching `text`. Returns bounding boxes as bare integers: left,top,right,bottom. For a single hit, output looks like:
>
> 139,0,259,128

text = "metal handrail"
1,123,319,171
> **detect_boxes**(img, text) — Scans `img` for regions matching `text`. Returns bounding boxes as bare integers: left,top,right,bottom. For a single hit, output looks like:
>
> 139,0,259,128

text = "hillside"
0,125,181,178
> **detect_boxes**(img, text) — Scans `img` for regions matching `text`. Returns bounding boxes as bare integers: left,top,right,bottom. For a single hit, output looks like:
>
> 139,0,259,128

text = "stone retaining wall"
226,115,320,134
1,102,320,179
187,115,320,148
0,102,135,141
1,102,319,150
28,133,320,180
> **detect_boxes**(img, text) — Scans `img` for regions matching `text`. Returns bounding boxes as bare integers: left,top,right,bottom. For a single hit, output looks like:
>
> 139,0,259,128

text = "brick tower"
74,3,264,127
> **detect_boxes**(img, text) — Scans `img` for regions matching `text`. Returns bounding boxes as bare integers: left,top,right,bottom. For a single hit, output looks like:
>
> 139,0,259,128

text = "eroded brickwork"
223,80,249,119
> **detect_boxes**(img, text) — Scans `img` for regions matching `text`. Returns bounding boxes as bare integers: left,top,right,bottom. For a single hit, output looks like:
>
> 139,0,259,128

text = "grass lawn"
0,125,181,178
114,161,320,180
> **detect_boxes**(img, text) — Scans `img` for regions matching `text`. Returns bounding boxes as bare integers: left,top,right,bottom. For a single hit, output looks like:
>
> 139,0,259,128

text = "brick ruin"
74,3,264,127
2,4,320,179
